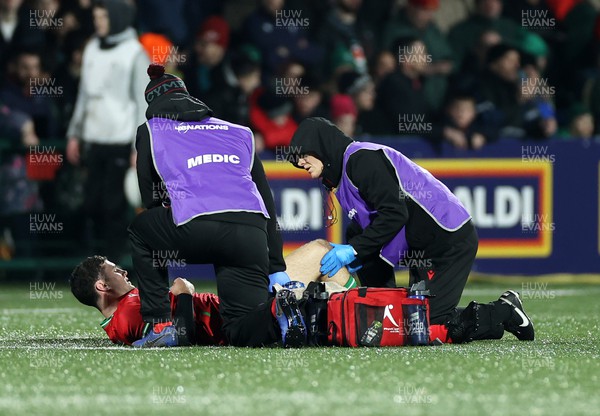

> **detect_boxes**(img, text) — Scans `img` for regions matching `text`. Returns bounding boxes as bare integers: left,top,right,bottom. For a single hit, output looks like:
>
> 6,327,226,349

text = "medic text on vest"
187,154,241,169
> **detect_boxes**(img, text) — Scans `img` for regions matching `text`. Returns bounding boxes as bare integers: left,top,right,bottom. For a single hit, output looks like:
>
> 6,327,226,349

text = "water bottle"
405,281,430,346
360,320,383,347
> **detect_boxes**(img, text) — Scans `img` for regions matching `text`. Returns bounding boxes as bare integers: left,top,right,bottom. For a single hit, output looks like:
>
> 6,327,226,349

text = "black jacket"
289,118,410,260
376,71,431,135
478,69,522,129
135,92,285,273
289,118,463,262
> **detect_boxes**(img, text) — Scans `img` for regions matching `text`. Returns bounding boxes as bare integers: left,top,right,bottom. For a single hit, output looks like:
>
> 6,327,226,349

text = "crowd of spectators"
1,0,600,262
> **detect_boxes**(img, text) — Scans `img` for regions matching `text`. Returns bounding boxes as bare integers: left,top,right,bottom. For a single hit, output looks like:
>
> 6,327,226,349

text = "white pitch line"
462,287,600,297
0,345,135,351
1,308,80,314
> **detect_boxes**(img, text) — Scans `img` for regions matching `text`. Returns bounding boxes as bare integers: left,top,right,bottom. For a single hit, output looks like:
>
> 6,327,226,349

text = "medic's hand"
320,243,362,277
268,271,291,292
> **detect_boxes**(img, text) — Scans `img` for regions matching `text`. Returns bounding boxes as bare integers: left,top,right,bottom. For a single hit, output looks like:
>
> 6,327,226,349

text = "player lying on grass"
70,239,356,346
71,236,534,347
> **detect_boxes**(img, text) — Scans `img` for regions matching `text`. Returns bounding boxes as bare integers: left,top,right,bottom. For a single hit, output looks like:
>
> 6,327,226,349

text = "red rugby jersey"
101,288,227,346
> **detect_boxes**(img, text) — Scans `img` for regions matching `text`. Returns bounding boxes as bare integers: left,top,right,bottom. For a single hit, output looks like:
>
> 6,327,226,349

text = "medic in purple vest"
289,118,536,345
288,117,480,329
127,64,310,348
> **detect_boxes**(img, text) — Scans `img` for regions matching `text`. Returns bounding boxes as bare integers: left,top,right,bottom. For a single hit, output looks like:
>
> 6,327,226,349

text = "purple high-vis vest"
147,117,269,226
336,142,471,266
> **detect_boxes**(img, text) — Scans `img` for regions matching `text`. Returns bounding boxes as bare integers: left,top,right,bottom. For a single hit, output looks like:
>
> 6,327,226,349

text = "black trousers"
82,142,131,261
128,207,278,347
348,219,479,325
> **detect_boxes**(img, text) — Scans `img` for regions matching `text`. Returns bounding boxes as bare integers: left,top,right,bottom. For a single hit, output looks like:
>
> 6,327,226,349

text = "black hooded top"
135,92,285,274
290,118,475,265
290,118,412,261
289,118,352,189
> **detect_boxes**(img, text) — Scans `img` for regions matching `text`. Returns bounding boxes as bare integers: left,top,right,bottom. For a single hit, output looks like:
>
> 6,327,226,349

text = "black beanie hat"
144,64,189,104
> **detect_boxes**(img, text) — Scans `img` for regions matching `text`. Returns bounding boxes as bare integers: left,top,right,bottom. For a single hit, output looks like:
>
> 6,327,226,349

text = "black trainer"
275,289,307,348
499,290,535,341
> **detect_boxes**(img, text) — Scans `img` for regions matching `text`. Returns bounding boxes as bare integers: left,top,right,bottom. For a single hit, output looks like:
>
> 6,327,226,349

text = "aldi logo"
419,159,553,258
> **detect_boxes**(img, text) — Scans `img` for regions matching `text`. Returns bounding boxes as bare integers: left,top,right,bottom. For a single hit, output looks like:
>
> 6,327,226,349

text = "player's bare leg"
284,239,356,288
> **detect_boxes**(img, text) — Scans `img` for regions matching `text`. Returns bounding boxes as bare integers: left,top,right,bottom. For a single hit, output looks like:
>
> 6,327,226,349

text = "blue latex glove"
268,271,291,292
320,243,361,277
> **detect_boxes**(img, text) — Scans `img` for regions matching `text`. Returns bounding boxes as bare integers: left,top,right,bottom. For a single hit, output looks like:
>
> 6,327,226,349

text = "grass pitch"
0,281,598,416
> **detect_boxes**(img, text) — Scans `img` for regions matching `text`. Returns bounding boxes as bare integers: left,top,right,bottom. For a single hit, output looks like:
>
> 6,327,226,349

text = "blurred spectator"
54,31,87,136
473,29,503,69
520,55,557,139
377,37,434,135
549,0,596,111
477,43,523,136
354,0,393,49
520,31,549,74
545,0,581,22
381,0,453,110
29,0,64,70
559,103,596,140
284,0,330,37
137,0,222,47
581,45,600,134
317,0,369,77
372,50,396,85
0,104,42,259
65,0,148,261
278,58,306,81
0,0,46,78
182,16,229,98
502,0,555,34
243,0,323,83
337,70,387,135
249,88,297,151
291,73,328,122
0,49,58,138
277,59,330,122
327,45,358,89
441,95,496,150
448,0,526,71
137,0,188,47
55,0,94,41
546,0,596,65
330,93,357,137
0,103,39,146
454,29,502,83
204,50,262,125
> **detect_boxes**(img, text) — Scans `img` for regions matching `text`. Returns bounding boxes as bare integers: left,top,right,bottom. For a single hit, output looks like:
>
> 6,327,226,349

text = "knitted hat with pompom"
144,63,188,104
